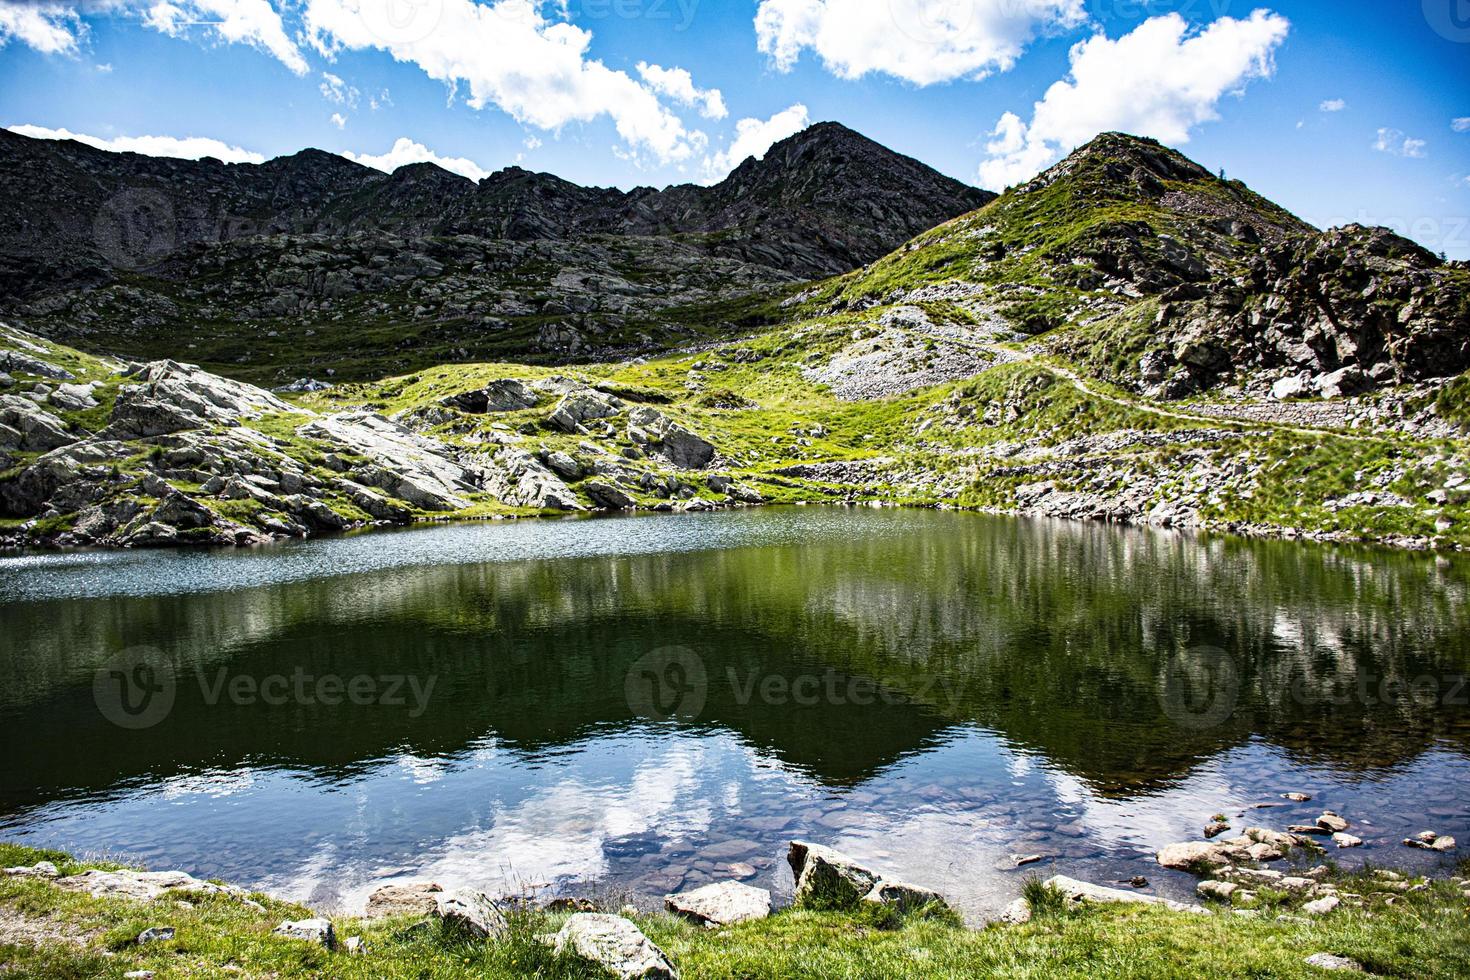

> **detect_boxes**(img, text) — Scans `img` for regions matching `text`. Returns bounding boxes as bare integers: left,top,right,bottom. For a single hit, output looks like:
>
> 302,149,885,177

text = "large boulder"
297,413,482,510
787,841,878,907
553,914,678,980
443,379,539,414
1043,876,1207,914
0,349,74,381
626,407,715,470
549,389,623,433
0,395,75,452
365,882,442,919
104,360,292,438
482,448,581,510
787,841,951,914
664,881,771,927
434,889,508,939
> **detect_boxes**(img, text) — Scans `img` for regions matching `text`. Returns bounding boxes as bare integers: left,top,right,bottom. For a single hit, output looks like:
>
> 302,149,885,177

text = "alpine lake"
2,507,1468,923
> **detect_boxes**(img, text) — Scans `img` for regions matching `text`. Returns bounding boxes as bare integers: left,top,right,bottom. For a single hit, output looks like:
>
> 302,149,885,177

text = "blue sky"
2,0,1468,256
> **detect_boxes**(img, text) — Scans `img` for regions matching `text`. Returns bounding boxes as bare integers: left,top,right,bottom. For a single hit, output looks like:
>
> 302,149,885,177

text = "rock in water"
434,889,508,939
553,914,678,979
1316,812,1349,833
273,918,336,948
1156,841,1237,871
786,841,952,914
664,881,771,927
787,841,880,909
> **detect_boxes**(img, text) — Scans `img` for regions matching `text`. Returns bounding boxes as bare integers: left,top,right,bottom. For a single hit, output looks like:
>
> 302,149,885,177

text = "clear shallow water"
2,508,1468,922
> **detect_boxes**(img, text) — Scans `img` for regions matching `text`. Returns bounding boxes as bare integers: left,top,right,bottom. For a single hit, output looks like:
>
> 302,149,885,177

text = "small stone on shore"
1304,953,1363,972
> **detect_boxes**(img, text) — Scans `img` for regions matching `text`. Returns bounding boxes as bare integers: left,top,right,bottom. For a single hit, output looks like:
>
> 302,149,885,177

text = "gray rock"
49,382,99,411
365,882,442,919
298,413,481,510
664,881,771,927
1044,876,1207,914
137,926,174,944
57,869,250,902
1304,953,1363,972
787,841,880,909
482,448,581,510
553,914,678,979
1155,840,1242,871
0,350,74,381
434,888,508,939
0,395,75,452
1196,880,1239,901
543,450,583,480
626,406,715,470
2,861,60,878
104,360,291,438
274,918,336,948
444,379,539,413
549,389,623,433
583,479,638,510
1303,895,1340,916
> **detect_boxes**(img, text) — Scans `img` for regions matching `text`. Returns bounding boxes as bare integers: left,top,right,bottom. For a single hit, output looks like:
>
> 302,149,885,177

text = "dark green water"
1,508,1468,919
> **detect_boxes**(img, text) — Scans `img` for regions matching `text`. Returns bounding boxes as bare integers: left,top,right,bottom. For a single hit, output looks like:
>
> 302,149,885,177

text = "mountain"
2,130,1467,554
0,121,988,296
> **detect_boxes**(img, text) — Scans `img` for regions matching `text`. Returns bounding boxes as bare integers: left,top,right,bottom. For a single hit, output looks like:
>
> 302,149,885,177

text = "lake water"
2,508,1468,922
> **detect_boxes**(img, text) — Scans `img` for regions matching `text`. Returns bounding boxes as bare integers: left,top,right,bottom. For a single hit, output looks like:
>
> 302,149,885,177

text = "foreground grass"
3,845,1468,979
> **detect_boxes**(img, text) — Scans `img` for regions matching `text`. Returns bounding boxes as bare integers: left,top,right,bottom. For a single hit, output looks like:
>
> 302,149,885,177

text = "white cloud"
303,0,706,164
319,71,359,107
754,0,1086,86
342,136,490,181
1373,128,1426,158
1453,117,1470,133
1319,99,1346,113
636,63,727,120
977,11,1290,190
330,112,346,129
701,103,809,183
6,123,266,163
523,135,542,150
0,0,84,54
143,0,307,74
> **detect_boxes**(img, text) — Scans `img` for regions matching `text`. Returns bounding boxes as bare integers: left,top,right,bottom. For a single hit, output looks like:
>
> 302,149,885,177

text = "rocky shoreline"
4,807,1464,978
